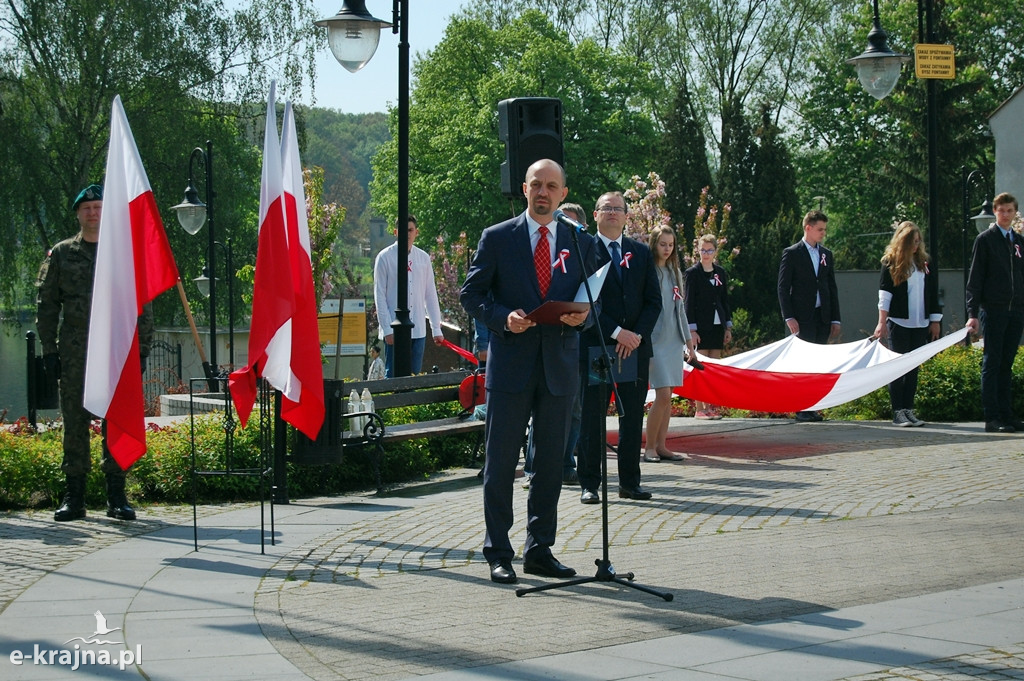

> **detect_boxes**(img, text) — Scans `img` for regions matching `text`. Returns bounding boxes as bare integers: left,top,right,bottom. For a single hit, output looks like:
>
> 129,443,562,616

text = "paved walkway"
1,417,1023,680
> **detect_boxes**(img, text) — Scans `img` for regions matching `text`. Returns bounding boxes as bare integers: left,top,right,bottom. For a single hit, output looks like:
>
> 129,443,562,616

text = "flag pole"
176,279,216,386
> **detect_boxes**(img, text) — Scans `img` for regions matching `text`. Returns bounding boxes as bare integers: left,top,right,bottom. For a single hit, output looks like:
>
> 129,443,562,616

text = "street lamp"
316,0,414,377
848,0,940,284
845,0,910,100
961,168,995,338
170,140,219,389
195,239,235,370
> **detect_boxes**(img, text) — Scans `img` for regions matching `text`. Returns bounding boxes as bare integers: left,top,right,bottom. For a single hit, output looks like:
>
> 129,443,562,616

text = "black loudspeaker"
498,97,564,199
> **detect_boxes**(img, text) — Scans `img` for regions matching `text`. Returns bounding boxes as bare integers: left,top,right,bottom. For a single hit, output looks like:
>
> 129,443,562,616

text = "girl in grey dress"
645,225,697,462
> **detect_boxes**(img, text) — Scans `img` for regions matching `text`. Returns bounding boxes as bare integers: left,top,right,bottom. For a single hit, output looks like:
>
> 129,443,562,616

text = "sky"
304,1,464,114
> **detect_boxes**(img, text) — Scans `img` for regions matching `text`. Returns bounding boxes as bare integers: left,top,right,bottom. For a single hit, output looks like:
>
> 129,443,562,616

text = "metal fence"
144,339,182,416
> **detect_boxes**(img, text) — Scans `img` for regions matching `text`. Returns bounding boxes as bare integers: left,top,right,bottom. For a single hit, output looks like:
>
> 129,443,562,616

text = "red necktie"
535,225,551,297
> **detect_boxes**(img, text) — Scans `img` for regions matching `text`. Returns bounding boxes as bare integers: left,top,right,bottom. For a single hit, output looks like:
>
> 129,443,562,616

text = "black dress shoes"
618,485,653,500
523,553,577,578
985,421,1015,433
580,488,600,504
489,559,517,584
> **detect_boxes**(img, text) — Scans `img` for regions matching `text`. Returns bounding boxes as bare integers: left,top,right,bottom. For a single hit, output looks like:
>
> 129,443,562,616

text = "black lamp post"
315,0,414,377
848,0,940,275
195,238,235,369
171,140,219,390
961,168,995,339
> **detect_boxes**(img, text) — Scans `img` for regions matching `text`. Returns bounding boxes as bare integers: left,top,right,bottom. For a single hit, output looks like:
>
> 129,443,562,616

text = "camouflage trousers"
58,349,125,479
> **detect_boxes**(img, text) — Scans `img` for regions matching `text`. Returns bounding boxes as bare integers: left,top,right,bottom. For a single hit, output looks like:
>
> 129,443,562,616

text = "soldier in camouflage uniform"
36,184,154,522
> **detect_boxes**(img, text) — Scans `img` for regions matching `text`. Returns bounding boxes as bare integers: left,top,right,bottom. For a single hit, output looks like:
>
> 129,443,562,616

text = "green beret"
72,184,103,210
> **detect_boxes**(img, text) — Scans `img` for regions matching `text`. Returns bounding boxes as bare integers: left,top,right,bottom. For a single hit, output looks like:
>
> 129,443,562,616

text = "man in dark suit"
577,191,661,503
461,159,596,585
966,192,1024,433
777,210,841,422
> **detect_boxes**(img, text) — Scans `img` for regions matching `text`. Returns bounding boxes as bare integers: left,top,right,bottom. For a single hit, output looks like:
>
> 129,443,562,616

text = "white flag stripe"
281,102,312,259
264,321,299,400
84,96,144,416
259,81,286,241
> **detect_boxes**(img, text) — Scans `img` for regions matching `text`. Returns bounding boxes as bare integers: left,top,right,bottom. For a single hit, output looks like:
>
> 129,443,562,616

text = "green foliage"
369,10,660,249
301,109,390,241
658,80,715,247
0,403,479,509
0,425,64,508
304,165,346,310
0,0,319,319
796,0,1023,271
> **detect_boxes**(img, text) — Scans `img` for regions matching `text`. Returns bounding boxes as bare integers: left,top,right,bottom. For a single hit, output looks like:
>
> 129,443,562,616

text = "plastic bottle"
360,388,374,429
348,389,361,435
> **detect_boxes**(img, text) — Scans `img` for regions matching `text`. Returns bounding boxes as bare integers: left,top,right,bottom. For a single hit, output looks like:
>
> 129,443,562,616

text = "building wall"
834,269,967,342
990,86,1024,201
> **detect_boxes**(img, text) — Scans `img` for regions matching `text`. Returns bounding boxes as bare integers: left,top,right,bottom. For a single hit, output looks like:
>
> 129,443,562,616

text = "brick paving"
2,418,1023,680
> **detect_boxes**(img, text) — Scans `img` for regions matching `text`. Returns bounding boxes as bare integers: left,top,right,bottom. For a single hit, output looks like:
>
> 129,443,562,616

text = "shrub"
0,402,479,510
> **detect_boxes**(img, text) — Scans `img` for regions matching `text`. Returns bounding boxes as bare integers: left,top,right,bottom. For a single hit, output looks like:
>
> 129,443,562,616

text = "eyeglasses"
597,206,626,214
699,248,716,254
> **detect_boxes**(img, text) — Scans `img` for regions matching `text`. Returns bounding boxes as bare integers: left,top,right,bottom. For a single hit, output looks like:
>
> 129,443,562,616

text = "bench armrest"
342,410,385,444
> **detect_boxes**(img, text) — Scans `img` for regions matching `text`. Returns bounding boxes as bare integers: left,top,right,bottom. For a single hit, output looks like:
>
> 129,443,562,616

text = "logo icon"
64,611,123,646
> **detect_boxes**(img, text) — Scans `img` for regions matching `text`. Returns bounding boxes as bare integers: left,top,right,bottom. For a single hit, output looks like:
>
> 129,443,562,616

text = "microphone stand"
516,222,673,601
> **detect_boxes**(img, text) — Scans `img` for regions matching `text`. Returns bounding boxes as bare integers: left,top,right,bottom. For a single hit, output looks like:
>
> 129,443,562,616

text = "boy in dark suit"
966,192,1024,433
777,210,841,422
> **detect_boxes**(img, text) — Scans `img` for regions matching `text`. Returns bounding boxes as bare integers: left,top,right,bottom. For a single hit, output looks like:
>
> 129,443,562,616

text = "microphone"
552,209,587,232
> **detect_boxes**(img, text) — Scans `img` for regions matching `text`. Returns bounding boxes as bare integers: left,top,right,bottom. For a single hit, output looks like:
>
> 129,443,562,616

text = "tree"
656,0,834,161
716,96,757,241
657,79,714,248
796,0,1024,271
0,0,319,320
368,10,660,250
303,109,390,245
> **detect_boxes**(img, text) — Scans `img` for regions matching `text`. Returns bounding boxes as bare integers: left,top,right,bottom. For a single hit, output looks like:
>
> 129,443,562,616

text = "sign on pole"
915,44,955,80
318,298,367,356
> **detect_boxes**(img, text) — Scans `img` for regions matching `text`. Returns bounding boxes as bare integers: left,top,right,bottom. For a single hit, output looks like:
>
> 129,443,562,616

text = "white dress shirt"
373,241,444,340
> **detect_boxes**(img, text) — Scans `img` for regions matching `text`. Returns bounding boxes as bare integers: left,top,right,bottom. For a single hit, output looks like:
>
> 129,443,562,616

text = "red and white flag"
278,101,325,438
84,95,179,470
229,81,296,426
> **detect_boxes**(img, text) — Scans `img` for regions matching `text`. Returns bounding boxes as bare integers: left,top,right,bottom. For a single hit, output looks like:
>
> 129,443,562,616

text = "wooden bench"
289,371,484,493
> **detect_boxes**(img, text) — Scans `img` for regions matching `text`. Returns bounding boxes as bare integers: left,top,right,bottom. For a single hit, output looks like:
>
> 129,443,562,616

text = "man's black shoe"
580,488,600,504
618,485,653,500
523,553,576,578
562,469,579,485
985,421,1015,433
489,559,517,584
1007,418,1024,431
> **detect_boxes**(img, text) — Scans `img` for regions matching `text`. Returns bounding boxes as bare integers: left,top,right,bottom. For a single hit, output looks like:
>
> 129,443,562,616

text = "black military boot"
105,475,136,521
54,476,87,522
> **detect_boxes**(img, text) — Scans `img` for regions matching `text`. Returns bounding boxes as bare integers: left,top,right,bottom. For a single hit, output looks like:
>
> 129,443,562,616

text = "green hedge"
3,344,1019,510
0,402,479,510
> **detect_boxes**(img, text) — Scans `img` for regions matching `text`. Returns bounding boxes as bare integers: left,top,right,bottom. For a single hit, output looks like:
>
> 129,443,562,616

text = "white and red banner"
230,81,294,424
278,101,324,439
84,95,179,469
668,327,970,413
229,83,324,439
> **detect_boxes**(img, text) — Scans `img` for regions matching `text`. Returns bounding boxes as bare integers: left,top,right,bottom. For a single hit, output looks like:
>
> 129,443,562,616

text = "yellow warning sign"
318,299,367,356
915,44,955,80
